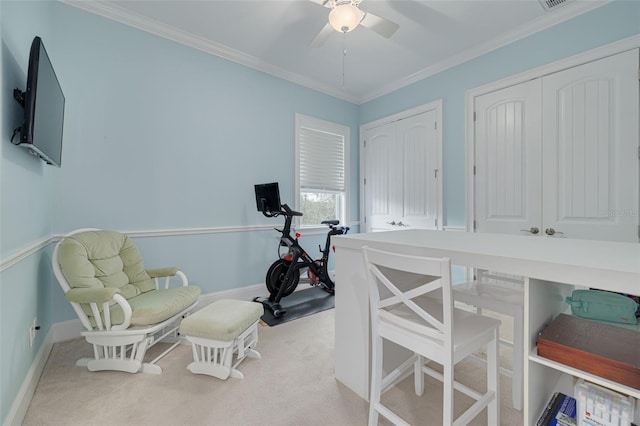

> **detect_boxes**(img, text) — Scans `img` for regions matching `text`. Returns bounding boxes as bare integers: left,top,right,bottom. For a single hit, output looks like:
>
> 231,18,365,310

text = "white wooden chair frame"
185,320,261,380
52,229,198,374
453,269,524,410
363,247,500,426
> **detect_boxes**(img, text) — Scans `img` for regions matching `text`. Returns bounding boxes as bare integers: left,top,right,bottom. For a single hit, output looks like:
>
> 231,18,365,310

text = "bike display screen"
254,182,281,214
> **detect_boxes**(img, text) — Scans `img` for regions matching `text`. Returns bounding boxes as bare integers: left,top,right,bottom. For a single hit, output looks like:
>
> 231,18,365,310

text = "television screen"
255,182,281,214
14,36,65,167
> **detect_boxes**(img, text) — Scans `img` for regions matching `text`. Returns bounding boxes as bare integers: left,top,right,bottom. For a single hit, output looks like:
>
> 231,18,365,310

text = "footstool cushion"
181,299,263,341
180,299,264,380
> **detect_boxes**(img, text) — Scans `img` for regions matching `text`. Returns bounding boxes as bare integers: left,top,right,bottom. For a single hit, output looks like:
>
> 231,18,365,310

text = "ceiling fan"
309,0,400,48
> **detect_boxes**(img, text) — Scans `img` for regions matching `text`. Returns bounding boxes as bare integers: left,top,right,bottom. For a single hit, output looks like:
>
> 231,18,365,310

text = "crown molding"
58,0,359,104
60,0,609,105
359,0,611,103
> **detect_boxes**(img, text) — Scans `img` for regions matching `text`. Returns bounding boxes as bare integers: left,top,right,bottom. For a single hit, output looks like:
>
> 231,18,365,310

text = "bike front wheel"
266,258,299,299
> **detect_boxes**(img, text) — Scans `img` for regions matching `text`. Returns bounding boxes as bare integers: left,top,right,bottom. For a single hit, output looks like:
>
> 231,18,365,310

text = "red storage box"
536,314,640,390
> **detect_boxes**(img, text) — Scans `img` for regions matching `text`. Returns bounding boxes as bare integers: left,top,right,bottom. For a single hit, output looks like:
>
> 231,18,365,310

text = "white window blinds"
299,125,345,192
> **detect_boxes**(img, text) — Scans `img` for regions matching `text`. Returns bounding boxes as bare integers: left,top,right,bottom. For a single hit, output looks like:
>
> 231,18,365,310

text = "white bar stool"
363,247,501,426
453,270,524,410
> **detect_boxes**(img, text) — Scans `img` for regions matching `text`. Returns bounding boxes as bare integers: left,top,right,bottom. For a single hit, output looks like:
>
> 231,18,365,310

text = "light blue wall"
1,1,54,253
1,0,638,423
51,3,361,233
360,0,640,227
47,2,359,297
1,0,55,420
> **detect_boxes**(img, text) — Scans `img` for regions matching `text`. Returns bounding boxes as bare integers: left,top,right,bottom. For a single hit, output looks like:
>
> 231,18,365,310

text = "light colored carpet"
23,309,523,425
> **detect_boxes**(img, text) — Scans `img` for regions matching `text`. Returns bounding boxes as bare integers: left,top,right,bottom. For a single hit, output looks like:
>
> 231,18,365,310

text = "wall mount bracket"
13,88,25,108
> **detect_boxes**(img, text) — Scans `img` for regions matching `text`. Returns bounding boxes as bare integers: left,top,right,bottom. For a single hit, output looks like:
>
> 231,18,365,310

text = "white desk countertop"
333,229,640,294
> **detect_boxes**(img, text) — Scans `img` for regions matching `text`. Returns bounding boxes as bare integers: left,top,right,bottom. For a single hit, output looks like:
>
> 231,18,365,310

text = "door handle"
520,227,539,235
385,221,410,227
545,228,564,236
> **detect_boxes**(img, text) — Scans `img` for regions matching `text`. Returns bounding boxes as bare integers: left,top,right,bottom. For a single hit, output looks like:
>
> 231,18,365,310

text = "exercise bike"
254,183,349,318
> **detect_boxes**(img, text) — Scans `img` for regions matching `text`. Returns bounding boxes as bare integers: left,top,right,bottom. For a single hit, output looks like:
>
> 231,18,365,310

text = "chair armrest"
147,268,189,288
66,290,132,331
146,267,179,278
65,287,120,304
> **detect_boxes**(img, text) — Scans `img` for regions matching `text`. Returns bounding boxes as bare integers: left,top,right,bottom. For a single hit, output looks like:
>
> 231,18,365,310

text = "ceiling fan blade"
309,23,334,48
308,0,331,8
360,11,399,38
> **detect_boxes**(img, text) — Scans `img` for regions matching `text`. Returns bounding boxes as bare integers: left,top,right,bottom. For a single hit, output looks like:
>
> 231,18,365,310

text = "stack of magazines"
537,392,577,426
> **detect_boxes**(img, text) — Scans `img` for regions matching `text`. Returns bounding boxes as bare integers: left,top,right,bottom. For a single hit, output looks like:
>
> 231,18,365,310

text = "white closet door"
399,110,439,229
364,121,402,232
474,79,542,235
542,49,639,242
364,110,440,232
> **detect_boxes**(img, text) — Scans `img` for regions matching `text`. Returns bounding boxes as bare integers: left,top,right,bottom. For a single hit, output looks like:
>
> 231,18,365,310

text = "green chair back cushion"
58,230,156,298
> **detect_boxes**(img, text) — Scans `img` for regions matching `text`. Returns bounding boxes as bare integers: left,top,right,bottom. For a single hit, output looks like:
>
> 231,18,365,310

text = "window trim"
295,113,350,230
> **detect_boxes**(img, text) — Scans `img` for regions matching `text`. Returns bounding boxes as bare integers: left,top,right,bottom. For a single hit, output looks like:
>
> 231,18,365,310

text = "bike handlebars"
281,204,303,217
260,203,303,218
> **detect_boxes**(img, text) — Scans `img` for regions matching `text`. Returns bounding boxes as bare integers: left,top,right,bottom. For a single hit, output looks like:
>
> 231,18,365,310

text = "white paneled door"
474,48,639,242
364,110,440,232
542,49,639,242
364,121,402,232
400,112,440,230
474,79,542,236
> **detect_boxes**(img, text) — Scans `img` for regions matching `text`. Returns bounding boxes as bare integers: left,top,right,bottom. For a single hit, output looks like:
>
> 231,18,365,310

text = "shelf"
530,349,640,399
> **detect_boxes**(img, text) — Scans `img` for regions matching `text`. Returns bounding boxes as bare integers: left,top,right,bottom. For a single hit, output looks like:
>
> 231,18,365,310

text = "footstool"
180,299,264,380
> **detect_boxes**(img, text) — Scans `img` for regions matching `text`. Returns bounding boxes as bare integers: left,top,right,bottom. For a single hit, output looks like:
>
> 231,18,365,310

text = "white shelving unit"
525,278,640,425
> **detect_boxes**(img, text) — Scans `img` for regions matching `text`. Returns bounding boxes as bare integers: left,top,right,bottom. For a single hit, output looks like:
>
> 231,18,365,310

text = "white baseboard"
197,280,317,307
3,330,54,426
52,319,85,342
198,283,270,307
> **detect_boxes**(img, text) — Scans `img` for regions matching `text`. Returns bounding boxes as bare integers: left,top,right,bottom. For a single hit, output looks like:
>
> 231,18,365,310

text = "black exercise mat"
259,287,334,326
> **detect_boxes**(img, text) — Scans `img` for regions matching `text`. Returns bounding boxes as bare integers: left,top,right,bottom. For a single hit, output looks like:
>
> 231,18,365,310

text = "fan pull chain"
342,31,347,87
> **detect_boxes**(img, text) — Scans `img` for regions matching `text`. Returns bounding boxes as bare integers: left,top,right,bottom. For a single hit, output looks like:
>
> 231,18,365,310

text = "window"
295,114,349,228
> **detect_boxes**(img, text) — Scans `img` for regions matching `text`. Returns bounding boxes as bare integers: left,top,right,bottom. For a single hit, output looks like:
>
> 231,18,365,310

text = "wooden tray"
536,314,640,389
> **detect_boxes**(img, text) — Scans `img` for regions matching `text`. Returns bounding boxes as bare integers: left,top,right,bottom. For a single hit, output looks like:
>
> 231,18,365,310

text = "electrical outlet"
29,317,37,347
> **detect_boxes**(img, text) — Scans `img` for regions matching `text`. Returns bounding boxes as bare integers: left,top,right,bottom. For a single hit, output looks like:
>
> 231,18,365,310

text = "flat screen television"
254,182,281,214
12,36,65,167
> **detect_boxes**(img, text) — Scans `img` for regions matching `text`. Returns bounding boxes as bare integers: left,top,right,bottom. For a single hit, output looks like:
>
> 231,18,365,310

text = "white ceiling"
63,0,607,103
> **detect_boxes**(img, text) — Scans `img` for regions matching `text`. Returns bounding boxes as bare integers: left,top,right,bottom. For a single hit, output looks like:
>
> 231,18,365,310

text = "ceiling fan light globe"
329,4,362,33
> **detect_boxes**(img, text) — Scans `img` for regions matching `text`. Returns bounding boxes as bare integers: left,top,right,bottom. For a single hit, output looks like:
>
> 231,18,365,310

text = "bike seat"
321,220,340,226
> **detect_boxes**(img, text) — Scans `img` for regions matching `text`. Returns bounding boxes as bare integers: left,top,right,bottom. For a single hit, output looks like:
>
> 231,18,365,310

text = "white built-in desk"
332,229,640,425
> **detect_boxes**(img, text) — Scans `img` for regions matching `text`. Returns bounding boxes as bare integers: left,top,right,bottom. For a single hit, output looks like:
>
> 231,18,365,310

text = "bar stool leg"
414,355,425,396
443,359,454,425
487,328,500,426
512,308,524,410
368,334,383,426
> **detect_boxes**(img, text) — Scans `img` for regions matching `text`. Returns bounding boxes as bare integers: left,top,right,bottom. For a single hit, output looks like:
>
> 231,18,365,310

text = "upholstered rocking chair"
53,229,201,374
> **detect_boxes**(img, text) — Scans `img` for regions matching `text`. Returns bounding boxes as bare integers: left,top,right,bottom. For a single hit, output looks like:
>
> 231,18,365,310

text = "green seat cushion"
180,300,264,341
111,286,201,326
